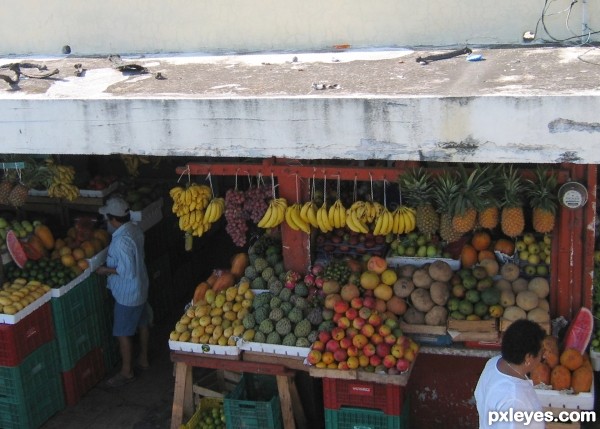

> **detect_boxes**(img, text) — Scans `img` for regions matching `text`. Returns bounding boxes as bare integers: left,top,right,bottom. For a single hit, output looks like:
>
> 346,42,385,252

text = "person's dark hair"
501,319,545,364
107,213,131,224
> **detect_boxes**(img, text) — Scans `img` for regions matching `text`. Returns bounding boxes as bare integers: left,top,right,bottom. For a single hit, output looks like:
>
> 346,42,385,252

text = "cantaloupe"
550,365,571,390
528,277,550,299
516,290,539,311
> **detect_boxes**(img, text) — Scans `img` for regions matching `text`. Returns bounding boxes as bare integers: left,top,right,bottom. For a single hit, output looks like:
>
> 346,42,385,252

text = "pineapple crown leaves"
500,165,526,209
432,171,460,214
449,164,495,216
526,167,558,214
398,167,434,207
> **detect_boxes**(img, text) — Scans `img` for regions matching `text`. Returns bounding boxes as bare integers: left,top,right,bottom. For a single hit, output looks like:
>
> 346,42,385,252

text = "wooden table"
170,351,308,429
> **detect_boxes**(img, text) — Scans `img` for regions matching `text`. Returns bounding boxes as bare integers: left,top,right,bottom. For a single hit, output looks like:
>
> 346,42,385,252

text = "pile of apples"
515,232,552,277
306,294,420,375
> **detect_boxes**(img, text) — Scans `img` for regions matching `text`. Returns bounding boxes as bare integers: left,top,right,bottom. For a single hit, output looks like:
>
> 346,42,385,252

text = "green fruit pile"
388,232,446,258
4,259,79,288
194,403,225,429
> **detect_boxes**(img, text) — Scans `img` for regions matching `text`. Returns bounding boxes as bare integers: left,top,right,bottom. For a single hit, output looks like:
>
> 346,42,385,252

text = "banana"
291,204,311,233
345,209,361,233
170,186,184,200
393,208,405,235
353,209,369,234
257,204,274,228
383,210,394,235
285,205,301,231
300,202,311,225
306,202,319,228
203,200,214,224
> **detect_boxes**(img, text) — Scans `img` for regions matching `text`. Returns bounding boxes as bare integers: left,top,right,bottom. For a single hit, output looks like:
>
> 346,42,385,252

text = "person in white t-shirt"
474,319,546,429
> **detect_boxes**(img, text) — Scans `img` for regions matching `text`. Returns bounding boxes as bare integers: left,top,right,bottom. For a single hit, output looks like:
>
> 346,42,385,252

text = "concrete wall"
2,96,598,164
2,0,597,56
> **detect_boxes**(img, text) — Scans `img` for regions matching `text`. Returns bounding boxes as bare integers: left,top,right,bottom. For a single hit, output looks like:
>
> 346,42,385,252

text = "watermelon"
563,307,594,354
6,230,28,268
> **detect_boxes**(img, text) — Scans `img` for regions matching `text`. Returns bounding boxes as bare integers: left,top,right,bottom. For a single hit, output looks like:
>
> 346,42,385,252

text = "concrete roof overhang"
1,46,599,164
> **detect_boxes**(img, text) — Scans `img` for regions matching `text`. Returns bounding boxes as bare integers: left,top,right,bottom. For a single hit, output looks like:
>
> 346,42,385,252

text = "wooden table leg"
276,374,307,429
171,361,193,429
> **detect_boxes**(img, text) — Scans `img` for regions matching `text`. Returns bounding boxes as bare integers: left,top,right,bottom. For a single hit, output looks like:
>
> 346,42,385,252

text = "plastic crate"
55,312,104,372
184,397,225,429
101,334,120,372
324,399,410,429
323,378,405,415
51,274,104,331
224,374,282,429
0,341,65,429
0,302,54,366
62,346,106,406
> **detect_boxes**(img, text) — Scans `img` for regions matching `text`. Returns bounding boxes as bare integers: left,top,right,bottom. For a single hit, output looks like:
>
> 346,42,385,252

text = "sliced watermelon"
6,230,28,268
563,307,594,354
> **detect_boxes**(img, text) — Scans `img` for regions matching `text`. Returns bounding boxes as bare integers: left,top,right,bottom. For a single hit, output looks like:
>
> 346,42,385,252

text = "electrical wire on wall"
532,0,599,44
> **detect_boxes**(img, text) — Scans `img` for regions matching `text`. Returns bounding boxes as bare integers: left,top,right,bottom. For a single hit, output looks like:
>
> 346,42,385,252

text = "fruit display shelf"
238,341,310,358
168,340,241,357
49,269,92,298
386,255,461,270
0,289,51,325
447,318,500,342
534,379,595,410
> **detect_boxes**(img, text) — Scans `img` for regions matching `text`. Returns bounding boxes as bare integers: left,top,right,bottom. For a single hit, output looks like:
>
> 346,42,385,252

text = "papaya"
541,335,560,368
206,269,221,286
212,272,235,294
193,282,210,304
34,224,55,250
530,362,551,386
550,365,571,391
571,365,593,393
230,253,249,280
560,348,584,371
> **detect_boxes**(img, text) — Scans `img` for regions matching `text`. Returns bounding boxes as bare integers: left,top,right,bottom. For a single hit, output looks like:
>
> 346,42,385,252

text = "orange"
477,249,496,262
471,231,492,251
460,244,478,268
374,284,393,301
80,241,95,258
77,259,90,271
93,229,110,247
72,248,85,261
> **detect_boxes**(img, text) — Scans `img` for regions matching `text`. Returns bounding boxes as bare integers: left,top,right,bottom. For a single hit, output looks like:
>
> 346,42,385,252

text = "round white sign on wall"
558,182,588,209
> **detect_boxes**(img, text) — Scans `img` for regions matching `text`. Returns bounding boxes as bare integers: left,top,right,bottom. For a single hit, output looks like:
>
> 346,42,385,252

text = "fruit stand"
166,158,597,429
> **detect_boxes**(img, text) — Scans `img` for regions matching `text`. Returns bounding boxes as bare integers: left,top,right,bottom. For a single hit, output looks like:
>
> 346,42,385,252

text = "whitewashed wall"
2,0,597,55
1,96,599,164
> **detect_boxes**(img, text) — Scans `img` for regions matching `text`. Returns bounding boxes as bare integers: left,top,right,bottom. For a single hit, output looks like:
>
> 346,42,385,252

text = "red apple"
345,327,359,339
376,343,391,358
352,317,366,330
404,348,416,362
307,349,322,365
337,361,350,370
318,331,331,343
312,340,325,352
362,343,376,357
396,358,410,372
333,348,348,363
360,324,375,338
331,327,345,341
326,339,340,353
347,345,359,357
350,297,363,309
368,313,383,328
363,296,376,309
352,334,368,349
378,324,392,337
339,337,353,350
370,333,384,345
384,334,397,345
383,354,397,369
332,312,343,323
369,354,382,367
334,300,350,314
337,316,351,329
345,308,358,321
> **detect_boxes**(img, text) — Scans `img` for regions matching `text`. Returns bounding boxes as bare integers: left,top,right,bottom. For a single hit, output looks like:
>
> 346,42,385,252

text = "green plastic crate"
184,397,225,429
0,341,65,429
324,399,410,429
55,311,104,371
51,274,104,331
224,374,282,429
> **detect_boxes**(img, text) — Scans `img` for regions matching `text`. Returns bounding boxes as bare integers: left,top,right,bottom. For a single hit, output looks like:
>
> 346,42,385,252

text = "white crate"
0,290,52,324
86,247,108,272
534,379,595,410
590,350,600,371
168,340,240,356
79,181,118,198
386,256,461,270
49,270,92,298
238,341,310,357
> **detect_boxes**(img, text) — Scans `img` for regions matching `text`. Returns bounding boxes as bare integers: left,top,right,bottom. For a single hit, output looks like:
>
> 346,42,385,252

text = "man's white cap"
99,196,130,217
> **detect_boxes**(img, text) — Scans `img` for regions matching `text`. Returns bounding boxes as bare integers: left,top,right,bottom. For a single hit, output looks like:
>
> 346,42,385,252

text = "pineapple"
433,171,464,243
477,165,502,230
0,176,15,205
500,166,526,238
527,167,558,234
400,168,439,235
450,165,494,233
5,159,52,207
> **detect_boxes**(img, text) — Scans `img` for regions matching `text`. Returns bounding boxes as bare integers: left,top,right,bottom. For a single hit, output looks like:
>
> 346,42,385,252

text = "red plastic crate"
0,302,54,366
323,378,405,415
61,347,106,406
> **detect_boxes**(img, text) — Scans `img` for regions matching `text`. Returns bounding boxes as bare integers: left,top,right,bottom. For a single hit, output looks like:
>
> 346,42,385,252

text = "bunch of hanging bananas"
372,206,394,236
390,205,417,235
121,155,155,177
257,198,288,229
284,203,311,233
316,202,333,233
170,184,224,236
344,201,382,234
310,199,348,233
299,200,320,229
47,164,79,201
